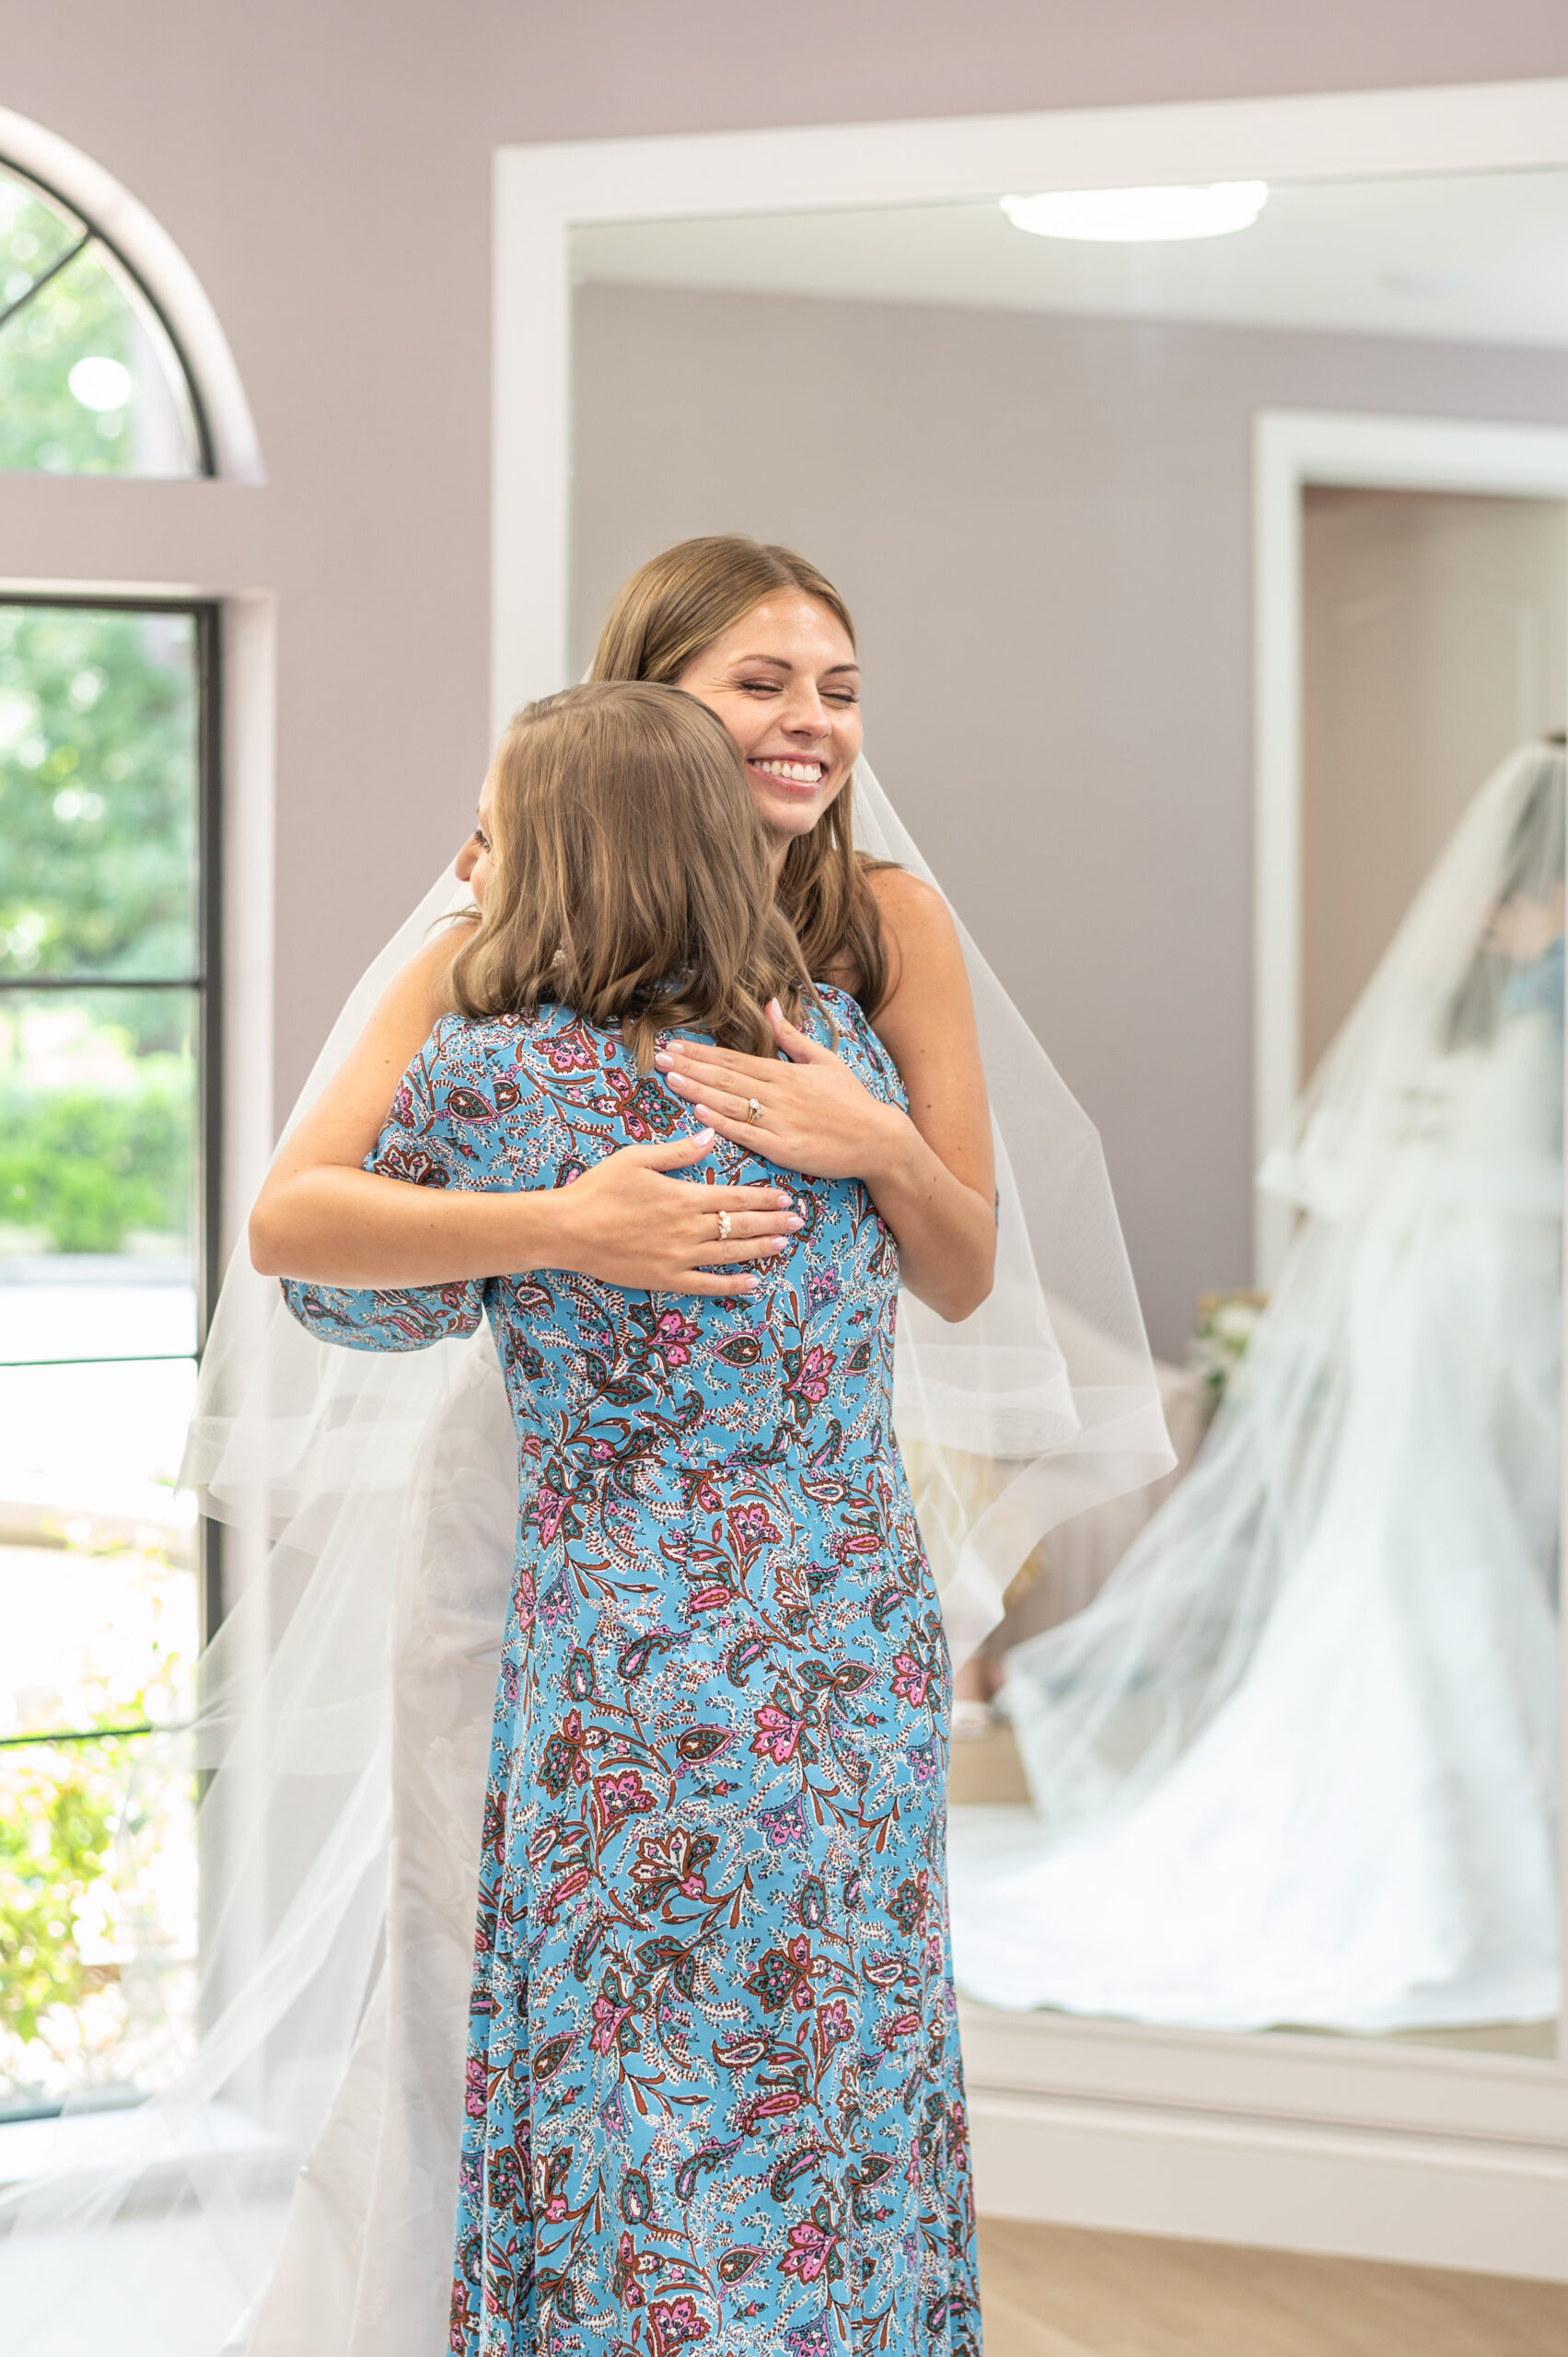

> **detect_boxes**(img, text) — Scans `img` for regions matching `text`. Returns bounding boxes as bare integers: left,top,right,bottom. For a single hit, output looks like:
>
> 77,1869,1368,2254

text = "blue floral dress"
283,990,981,2357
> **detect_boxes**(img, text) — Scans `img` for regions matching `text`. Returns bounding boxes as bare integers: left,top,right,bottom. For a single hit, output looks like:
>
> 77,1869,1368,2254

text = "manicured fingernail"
696,1127,714,1144
783,1213,804,1230
654,1053,672,1070
695,1104,714,1122
742,1275,761,1290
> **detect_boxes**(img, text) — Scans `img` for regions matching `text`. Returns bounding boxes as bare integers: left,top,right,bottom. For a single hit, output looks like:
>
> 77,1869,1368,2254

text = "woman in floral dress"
282,680,981,2357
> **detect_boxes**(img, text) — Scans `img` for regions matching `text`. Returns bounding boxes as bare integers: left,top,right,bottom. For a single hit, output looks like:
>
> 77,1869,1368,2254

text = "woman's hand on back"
656,1005,902,1182
552,1130,802,1295
659,872,999,1323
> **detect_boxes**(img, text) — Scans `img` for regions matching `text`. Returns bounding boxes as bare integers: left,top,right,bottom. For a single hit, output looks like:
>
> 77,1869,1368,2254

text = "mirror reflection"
571,168,1565,2059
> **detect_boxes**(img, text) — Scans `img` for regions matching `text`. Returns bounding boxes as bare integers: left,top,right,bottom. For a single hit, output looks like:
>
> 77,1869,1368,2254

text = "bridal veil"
996,738,1564,1849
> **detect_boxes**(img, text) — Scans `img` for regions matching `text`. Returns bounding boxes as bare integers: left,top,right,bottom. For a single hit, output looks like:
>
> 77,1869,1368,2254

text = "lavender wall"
1,0,1568,1138
573,282,1568,1351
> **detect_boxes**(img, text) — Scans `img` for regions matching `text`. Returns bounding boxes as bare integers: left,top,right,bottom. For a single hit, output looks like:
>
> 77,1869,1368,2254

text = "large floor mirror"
497,93,1568,2263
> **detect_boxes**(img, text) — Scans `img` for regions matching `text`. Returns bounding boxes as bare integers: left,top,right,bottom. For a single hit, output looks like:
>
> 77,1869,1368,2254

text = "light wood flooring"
948,1716,1032,1806
976,2217,1568,2356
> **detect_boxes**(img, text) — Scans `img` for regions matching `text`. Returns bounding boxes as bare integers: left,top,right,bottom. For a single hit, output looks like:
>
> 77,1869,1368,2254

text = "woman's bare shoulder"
864,865,962,979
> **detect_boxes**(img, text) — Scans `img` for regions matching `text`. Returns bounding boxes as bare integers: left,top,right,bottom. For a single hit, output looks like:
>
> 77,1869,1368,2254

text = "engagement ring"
715,1208,732,1241
746,1097,763,1126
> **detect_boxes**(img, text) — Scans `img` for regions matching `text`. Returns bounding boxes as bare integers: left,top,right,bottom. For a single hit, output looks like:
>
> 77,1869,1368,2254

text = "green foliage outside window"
0,600,198,1255
0,1745,126,2049
0,604,198,982
0,1068,192,1251
0,165,202,479
0,1529,198,2108
0,167,119,476
0,1713,194,2104
0,241,136,477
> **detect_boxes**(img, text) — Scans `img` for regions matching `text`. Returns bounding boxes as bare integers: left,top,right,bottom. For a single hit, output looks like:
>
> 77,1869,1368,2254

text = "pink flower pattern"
750,1700,806,1765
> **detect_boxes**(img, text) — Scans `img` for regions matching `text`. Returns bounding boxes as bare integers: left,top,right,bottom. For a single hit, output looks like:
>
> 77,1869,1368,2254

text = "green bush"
0,604,199,984
0,1080,190,1251
0,1746,123,2049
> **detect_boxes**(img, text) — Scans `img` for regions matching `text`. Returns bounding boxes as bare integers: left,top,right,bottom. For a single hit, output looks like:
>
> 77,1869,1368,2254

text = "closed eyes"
736,678,858,704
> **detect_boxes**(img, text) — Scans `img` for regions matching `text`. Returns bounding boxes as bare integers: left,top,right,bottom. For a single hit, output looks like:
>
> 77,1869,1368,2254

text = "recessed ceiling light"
1377,265,1464,300
1001,182,1269,244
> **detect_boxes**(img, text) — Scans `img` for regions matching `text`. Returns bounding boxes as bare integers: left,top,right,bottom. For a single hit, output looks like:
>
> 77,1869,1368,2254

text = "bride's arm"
657,870,996,1322
861,867,997,1316
249,932,800,1293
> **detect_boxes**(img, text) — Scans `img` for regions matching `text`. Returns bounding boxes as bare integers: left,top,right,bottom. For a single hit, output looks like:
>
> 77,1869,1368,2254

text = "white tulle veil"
1002,739,1564,1841
0,755,1170,2352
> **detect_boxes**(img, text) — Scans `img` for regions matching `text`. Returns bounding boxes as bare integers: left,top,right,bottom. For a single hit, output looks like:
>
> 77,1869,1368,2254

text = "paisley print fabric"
282,989,981,2357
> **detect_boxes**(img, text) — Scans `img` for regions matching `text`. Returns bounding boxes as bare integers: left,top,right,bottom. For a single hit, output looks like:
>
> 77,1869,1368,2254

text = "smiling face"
673,595,862,851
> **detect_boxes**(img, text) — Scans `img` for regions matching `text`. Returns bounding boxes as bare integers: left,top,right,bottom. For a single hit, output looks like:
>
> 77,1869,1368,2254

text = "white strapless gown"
950,1013,1562,2032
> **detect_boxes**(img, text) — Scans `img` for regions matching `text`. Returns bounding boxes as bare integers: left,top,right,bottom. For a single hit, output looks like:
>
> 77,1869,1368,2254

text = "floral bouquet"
1190,1288,1268,1404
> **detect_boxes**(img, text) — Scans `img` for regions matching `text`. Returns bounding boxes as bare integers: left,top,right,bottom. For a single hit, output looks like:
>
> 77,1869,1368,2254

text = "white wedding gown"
952,764,1562,2034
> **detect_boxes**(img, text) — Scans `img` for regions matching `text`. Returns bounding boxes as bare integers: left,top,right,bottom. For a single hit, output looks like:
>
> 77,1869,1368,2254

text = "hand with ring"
552,1126,803,1295
655,1000,907,1183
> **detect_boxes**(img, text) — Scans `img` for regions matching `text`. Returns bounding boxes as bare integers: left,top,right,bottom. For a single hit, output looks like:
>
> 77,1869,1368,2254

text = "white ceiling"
573,170,1568,352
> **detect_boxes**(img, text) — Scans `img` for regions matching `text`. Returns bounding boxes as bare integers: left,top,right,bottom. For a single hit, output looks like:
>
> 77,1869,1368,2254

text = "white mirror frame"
494,81,1568,2279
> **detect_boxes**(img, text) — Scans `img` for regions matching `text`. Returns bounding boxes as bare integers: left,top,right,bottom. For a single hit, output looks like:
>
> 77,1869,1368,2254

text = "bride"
1,540,1170,2355
952,741,1564,2035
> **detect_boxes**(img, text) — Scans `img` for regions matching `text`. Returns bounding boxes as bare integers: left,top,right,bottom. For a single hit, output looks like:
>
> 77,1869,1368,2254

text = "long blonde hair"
449,681,815,1071
589,535,890,1013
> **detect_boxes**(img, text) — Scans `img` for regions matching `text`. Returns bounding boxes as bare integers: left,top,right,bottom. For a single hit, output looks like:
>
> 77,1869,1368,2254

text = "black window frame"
0,589,224,1642
0,156,217,480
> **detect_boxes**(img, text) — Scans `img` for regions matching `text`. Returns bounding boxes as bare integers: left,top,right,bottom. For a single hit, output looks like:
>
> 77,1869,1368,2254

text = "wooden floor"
976,2218,1568,2356
947,1716,1033,1807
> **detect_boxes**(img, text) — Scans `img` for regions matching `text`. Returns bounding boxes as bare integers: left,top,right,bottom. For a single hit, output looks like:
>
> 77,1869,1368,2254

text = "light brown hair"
589,536,891,1013
448,680,815,1071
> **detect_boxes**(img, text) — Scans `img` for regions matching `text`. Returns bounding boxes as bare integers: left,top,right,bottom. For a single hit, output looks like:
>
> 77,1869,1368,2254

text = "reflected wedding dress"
952,745,1563,2033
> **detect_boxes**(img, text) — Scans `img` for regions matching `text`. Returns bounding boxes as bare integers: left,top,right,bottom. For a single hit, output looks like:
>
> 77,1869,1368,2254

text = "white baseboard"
970,2086,1568,2282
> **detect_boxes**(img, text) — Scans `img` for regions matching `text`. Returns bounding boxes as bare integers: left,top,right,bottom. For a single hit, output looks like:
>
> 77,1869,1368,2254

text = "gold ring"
746,1097,763,1126
715,1207,732,1242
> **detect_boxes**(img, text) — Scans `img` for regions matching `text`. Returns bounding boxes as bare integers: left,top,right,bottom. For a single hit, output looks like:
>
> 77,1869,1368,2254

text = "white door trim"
494,80,1568,2275
1252,408,1568,1282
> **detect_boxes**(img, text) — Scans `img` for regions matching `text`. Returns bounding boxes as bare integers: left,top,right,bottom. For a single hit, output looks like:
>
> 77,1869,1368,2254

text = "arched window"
0,159,207,476
1,134,229,2121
